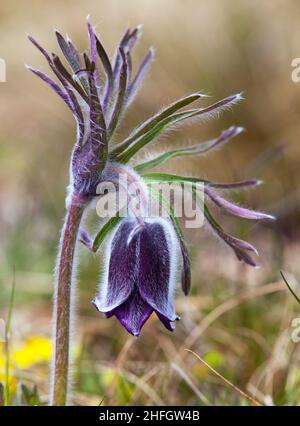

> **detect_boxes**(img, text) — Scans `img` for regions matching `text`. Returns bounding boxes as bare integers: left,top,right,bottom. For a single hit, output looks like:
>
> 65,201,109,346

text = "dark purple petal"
93,219,138,312
205,187,275,221
156,312,179,332
138,221,177,321
94,218,179,335
107,289,153,336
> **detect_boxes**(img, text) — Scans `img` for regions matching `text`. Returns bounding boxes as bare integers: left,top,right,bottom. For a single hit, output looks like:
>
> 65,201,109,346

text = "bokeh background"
1,0,300,405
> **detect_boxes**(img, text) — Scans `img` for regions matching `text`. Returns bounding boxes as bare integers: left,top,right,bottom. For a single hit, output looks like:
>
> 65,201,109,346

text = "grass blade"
280,271,300,304
185,349,262,406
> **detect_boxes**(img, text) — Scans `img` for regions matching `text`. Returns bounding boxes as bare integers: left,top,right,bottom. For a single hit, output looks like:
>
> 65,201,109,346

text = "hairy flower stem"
51,196,86,406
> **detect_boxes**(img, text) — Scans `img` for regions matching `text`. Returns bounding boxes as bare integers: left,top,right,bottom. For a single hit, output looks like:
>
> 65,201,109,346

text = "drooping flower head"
93,217,180,336
28,19,275,335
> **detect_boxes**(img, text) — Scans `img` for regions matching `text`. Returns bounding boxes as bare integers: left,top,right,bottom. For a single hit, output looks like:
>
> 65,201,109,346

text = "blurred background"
0,0,300,406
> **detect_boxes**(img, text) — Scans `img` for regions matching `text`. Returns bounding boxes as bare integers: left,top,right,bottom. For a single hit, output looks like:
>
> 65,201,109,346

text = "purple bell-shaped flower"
93,217,180,335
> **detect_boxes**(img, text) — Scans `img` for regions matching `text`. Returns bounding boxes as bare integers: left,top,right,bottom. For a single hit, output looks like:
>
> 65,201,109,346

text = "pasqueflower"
28,18,274,404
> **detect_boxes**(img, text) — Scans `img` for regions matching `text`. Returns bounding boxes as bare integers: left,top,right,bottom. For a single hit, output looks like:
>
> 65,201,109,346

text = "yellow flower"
0,336,52,403
12,336,52,369
0,343,4,369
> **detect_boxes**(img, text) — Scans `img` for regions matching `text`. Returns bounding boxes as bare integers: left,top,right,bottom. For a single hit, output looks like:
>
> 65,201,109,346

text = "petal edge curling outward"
103,288,153,336
156,312,179,332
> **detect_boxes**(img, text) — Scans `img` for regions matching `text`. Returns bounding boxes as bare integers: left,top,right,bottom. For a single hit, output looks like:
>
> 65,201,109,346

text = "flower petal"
107,289,153,336
93,219,138,312
156,312,179,332
138,219,178,321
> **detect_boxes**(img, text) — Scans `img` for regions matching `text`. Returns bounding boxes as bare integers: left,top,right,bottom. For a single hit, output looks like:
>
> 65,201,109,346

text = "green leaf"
135,145,207,173
110,93,202,157
143,172,208,185
115,109,198,163
92,216,122,252
143,172,257,192
111,93,241,163
135,126,243,172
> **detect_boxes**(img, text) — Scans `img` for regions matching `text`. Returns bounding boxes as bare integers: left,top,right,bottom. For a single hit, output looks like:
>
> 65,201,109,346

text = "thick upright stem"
51,198,86,406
